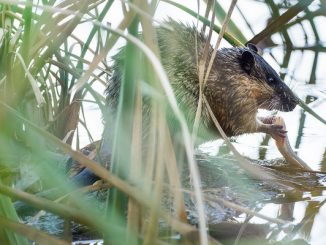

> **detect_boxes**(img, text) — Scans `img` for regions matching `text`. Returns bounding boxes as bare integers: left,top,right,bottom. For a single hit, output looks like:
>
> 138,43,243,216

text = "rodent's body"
106,20,298,140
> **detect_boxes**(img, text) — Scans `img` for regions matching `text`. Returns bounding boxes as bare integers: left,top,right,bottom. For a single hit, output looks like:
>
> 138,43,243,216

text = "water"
195,1,326,244
75,1,326,244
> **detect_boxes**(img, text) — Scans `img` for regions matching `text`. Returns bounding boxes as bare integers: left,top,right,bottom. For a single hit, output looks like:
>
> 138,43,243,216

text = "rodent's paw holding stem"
259,115,277,125
268,124,287,139
257,116,287,139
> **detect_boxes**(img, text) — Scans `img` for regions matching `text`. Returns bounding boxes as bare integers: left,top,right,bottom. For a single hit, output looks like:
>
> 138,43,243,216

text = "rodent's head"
239,44,299,112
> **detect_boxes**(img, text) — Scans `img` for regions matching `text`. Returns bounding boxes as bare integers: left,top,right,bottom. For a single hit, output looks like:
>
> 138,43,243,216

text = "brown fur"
107,19,299,140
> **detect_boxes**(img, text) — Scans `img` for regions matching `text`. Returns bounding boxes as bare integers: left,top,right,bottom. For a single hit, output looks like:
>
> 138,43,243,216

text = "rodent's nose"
288,102,297,111
279,94,298,112
285,97,299,111
280,86,299,111
293,95,300,105
290,95,300,107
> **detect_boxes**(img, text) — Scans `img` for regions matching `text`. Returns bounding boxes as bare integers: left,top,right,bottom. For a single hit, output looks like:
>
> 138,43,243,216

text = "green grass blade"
71,0,114,84
107,18,141,244
0,214,69,245
0,180,29,245
213,0,247,43
21,0,32,63
299,99,326,125
161,0,244,47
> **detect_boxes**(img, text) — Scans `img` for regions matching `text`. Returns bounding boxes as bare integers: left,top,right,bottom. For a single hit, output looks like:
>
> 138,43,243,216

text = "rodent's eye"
268,77,274,83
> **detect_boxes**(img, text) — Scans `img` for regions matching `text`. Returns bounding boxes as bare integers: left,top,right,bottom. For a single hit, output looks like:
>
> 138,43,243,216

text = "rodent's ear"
247,43,258,53
241,50,255,74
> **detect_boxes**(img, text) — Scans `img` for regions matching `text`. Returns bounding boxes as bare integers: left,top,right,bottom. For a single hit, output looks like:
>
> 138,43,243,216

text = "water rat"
106,19,299,141
70,20,299,187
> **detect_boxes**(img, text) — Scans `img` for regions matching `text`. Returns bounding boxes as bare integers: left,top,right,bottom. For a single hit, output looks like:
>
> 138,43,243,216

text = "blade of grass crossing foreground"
106,18,140,245
161,0,244,47
21,0,32,63
0,7,29,244
0,4,12,81
212,0,247,43
72,0,114,84
0,180,29,245
0,215,69,245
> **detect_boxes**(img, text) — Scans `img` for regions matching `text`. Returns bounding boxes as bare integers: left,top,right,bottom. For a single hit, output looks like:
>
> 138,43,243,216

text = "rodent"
105,19,299,142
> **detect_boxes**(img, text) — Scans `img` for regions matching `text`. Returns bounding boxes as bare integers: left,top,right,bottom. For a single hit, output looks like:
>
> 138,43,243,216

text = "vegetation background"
0,0,325,245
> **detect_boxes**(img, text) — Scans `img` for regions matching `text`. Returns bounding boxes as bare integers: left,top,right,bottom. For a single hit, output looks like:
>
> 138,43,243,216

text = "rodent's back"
156,21,207,131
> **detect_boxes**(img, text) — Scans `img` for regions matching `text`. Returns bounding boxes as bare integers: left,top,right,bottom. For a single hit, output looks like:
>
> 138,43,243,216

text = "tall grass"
0,1,324,245
0,0,208,244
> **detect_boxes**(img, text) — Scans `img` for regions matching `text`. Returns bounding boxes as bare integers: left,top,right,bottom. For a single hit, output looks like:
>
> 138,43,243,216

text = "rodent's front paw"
268,124,287,139
260,116,276,125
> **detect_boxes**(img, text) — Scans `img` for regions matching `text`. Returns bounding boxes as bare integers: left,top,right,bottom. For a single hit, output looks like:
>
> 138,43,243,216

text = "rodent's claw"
269,124,287,139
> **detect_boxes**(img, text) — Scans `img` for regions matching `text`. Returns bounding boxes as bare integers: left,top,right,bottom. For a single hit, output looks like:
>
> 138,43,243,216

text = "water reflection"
198,1,325,244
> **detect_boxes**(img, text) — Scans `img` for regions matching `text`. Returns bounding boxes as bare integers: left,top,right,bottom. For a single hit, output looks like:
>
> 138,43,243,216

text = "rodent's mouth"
279,96,299,112
278,103,297,112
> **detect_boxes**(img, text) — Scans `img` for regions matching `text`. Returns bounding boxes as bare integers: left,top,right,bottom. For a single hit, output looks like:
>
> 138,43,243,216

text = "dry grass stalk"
193,0,216,139
127,82,143,241
0,215,70,245
203,0,238,86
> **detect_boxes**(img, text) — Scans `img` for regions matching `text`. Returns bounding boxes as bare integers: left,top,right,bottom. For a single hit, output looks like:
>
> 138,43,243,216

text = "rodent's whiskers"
246,103,260,115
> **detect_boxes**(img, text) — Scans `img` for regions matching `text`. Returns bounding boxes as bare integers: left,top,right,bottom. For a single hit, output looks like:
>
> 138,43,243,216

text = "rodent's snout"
275,83,300,112
280,93,299,112
281,100,297,112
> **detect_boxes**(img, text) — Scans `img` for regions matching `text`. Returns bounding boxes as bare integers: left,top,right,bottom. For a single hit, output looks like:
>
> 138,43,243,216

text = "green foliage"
0,188,29,245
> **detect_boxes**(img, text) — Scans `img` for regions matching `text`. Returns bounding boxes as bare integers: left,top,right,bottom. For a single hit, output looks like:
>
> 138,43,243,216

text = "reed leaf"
0,101,200,237
0,190,29,245
0,215,69,245
107,19,141,243
21,0,31,63
204,0,247,43
161,0,244,47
